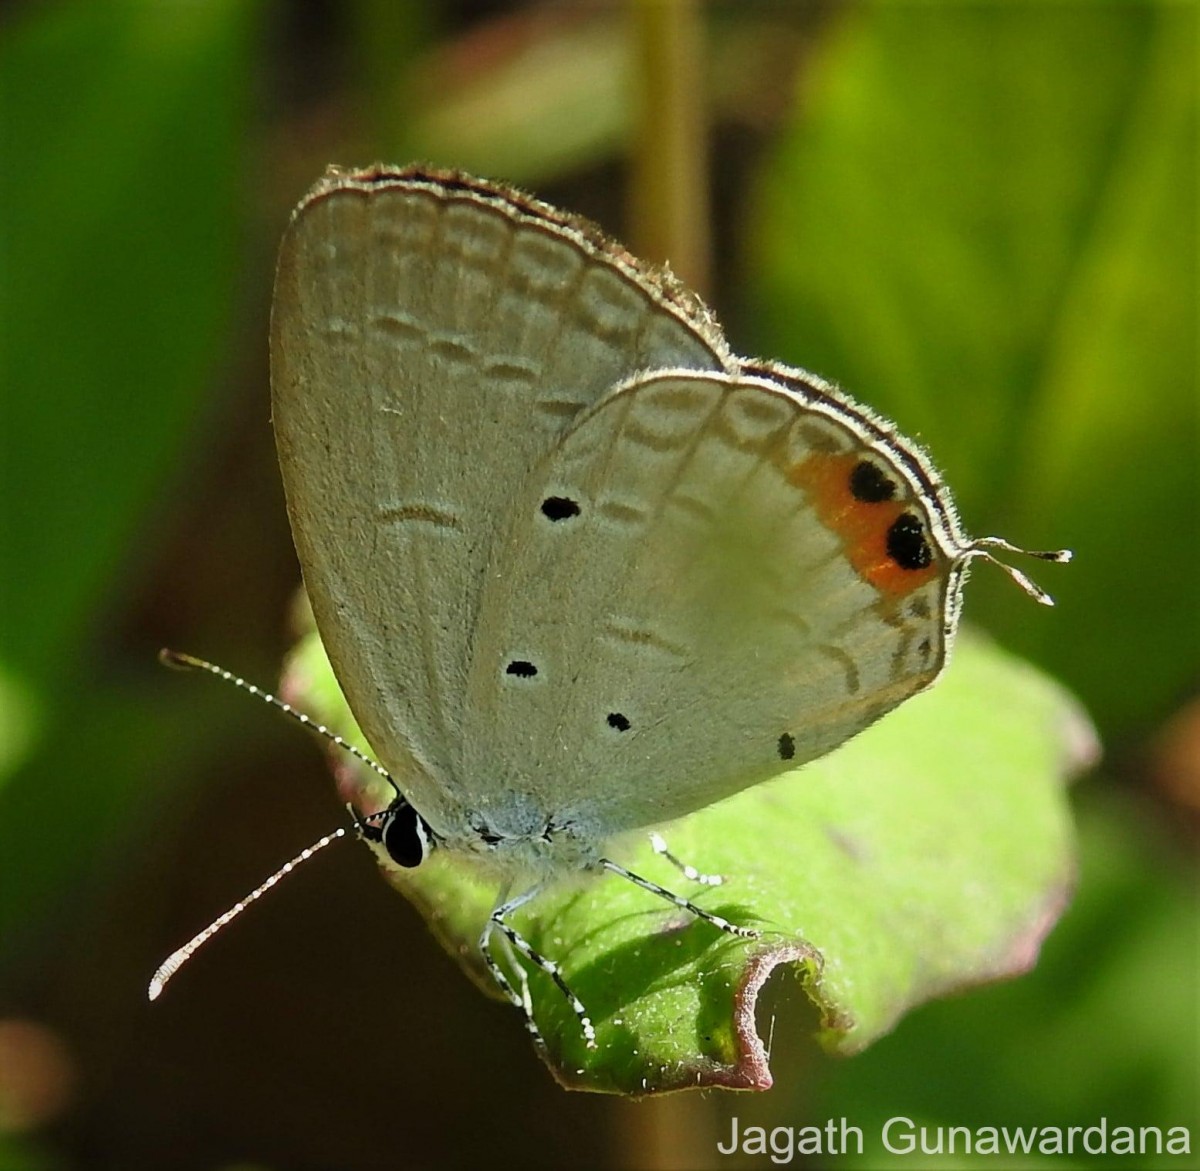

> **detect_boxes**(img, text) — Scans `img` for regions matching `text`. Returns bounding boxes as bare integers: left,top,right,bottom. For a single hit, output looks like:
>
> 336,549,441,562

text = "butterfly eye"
381,801,433,868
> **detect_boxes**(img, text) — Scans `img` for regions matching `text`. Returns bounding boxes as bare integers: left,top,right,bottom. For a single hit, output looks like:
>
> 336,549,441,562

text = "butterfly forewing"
463,372,953,836
271,167,733,832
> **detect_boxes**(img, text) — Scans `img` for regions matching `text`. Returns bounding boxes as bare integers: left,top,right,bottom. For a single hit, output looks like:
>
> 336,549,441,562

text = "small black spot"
918,637,932,659
849,460,897,503
607,712,631,731
886,513,933,570
778,732,796,760
541,496,581,521
505,660,538,678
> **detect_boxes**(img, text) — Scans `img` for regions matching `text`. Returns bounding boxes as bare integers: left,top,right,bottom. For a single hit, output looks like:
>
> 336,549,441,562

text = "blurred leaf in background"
1,0,256,700
0,0,269,1002
746,2,1196,738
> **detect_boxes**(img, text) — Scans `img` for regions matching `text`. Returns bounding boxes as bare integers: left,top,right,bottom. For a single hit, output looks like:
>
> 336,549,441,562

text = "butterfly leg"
648,831,724,887
493,927,536,1025
480,887,597,1049
479,887,537,1040
598,857,761,940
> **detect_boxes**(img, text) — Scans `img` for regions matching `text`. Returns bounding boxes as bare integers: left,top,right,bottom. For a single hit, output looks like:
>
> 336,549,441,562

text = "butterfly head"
356,799,437,869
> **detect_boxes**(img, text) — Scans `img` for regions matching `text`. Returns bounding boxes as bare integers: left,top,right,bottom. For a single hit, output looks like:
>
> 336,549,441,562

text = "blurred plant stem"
628,0,711,298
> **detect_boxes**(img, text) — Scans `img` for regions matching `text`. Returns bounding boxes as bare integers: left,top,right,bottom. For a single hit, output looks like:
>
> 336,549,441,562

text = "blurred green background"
0,1,1194,1169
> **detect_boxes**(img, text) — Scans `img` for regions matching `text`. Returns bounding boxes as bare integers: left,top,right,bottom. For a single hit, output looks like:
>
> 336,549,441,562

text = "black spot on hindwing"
886,513,933,570
849,460,897,503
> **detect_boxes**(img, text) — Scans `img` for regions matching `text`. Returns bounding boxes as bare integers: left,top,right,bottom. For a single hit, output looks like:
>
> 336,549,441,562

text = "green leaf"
282,620,1088,1094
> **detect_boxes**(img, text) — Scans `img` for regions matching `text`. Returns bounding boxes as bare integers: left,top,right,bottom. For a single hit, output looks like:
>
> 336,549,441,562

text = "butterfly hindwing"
463,371,953,835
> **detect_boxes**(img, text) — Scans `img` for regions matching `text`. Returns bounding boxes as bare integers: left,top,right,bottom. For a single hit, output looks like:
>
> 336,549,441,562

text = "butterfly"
152,165,1067,1049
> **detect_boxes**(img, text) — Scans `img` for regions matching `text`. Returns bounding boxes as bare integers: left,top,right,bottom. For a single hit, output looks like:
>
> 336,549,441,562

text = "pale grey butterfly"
150,165,1067,1049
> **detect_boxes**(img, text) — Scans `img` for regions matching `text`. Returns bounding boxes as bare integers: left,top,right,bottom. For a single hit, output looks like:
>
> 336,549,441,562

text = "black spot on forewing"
542,496,581,521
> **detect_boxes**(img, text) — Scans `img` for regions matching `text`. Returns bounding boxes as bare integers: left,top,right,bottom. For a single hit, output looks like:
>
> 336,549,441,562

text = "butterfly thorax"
353,774,606,883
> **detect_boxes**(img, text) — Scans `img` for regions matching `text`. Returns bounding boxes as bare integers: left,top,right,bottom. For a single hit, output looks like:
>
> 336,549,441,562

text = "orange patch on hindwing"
786,452,939,598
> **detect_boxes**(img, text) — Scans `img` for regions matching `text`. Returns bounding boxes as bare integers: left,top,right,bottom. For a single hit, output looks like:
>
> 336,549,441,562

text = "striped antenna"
158,649,399,795
148,650,396,1000
148,828,346,1000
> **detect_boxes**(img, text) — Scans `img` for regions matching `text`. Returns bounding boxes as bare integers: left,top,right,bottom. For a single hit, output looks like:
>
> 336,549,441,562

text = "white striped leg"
649,832,724,887
495,931,535,1025
479,889,538,1042
510,947,536,1022
599,858,760,939
480,887,597,1050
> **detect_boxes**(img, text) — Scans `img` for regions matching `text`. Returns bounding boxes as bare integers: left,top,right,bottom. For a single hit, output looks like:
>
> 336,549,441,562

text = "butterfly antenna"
158,649,399,795
148,828,347,1000
963,538,1073,606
